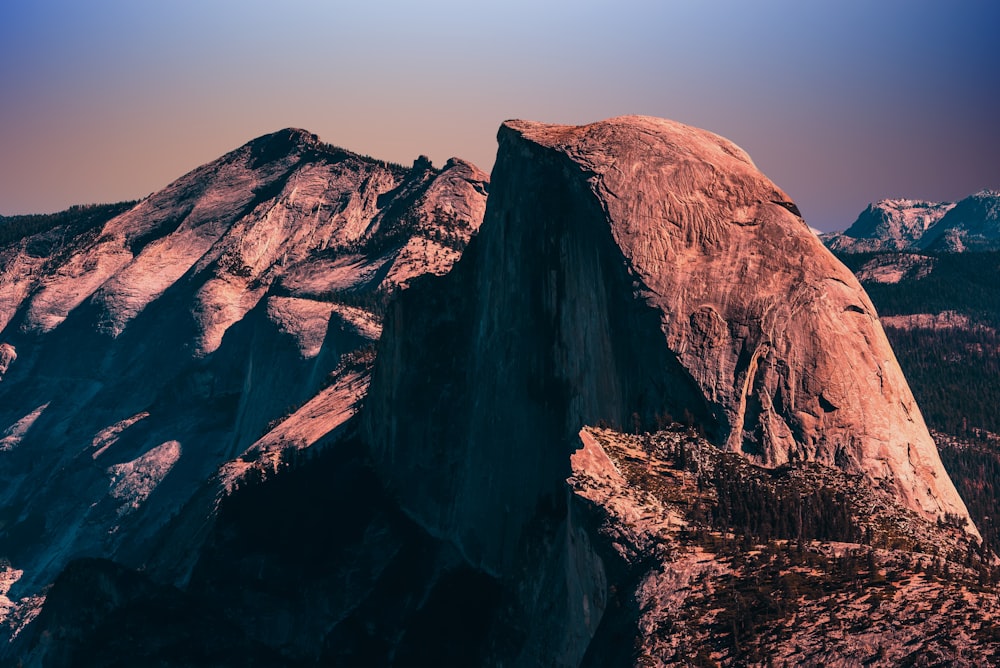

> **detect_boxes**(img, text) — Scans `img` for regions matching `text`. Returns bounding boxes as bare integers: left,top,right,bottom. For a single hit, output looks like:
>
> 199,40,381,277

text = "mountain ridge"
824,189,1000,252
3,117,995,666
0,126,488,625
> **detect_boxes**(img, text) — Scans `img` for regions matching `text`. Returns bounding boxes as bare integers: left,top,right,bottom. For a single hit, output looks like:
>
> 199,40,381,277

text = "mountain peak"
824,189,1000,253
366,115,977,588
971,188,1000,199
501,115,758,169
255,127,319,146
829,198,955,252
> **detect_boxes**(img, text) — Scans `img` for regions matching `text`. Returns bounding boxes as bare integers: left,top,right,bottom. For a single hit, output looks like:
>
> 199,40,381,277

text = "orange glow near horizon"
1,2,997,232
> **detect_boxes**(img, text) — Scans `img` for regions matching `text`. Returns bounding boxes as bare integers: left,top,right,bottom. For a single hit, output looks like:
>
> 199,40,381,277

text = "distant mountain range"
823,189,1000,252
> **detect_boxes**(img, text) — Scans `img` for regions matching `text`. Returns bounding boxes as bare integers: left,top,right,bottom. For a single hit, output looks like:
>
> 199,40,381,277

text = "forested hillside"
838,250,1000,548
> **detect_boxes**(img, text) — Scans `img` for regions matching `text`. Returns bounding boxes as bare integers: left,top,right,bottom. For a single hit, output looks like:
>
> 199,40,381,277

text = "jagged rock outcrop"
0,129,487,631
0,343,14,381
570,426,999,666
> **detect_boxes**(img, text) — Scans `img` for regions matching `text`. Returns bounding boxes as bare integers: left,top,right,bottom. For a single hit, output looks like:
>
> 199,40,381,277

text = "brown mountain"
5,118,995,667
367,116,975,560
0,128,487,631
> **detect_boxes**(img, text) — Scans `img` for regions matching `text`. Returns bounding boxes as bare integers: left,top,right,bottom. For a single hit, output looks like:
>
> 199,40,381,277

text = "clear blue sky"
1,0,998,231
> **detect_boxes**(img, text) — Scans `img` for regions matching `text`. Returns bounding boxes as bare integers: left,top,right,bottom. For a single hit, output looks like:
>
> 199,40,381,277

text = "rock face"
0,343,14,380
353,115,978,666
0,129,487,623
365,116,975,584
823,199,954,252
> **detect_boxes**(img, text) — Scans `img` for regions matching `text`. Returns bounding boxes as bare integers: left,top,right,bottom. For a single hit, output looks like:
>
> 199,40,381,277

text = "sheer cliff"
366,116,975,564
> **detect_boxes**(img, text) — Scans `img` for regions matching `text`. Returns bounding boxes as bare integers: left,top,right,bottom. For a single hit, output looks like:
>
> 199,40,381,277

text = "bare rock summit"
512,116,973,531
822,189,1000,253
368,116,976,566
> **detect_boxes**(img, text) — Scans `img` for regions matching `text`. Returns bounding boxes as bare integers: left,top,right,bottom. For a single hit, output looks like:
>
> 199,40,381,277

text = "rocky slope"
0,129,487,632
921,189,1000,251
572,426,999,666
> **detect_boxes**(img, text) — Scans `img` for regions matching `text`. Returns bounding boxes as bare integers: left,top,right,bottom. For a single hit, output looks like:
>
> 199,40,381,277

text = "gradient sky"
1,1,998,231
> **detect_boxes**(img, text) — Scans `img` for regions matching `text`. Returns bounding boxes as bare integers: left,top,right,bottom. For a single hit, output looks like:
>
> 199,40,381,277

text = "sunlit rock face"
357,115,977,665
366,115,975,580
0,128,487,613
4,116,987,667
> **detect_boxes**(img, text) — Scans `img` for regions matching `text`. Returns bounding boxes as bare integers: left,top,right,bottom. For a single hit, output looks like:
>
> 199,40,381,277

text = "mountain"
0,128,488,636
921,189,1000,251
823,190,1000,252
5,118,998,666
823,199,954,252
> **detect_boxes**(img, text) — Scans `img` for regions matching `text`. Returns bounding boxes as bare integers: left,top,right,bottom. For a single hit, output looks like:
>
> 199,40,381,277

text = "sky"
1,1,998,231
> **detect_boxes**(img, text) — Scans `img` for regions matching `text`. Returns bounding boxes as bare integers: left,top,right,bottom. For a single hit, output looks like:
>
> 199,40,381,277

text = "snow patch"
106,440,182,515
0,403,50,451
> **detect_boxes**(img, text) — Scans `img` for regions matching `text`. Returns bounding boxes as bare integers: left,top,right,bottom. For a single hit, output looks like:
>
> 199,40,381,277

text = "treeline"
0,200,138,247
834,249,1000,434
838,248,1000,552
652,434,862,545
883,326,1000,435
838,250,1000,324
939,442,1000,551
708,464,860,544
